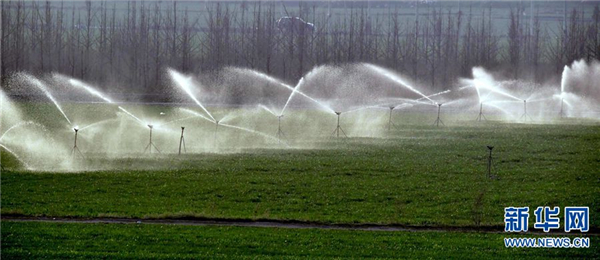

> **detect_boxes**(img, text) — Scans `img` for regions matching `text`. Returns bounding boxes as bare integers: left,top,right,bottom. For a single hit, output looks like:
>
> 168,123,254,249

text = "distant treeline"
1,1,599,98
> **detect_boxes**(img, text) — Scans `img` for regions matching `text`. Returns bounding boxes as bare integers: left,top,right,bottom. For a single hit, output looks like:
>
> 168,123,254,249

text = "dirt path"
4,215,598,235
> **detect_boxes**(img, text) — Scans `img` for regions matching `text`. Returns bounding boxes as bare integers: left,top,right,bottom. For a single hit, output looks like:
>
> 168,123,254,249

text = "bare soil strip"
3,215,598,235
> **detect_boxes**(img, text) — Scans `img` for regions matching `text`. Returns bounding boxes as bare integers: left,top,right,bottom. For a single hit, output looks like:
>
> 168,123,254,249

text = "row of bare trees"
1,1,599,96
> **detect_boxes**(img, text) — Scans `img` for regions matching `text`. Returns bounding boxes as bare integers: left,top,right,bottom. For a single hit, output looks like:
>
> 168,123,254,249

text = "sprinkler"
433,104,445,127
71,127,84,158
387,106,397,131
486,146,494,178
331,112,348,138
178,126,186,155
476,102,487,122
144,124,161,154
276,115,286,143
520,100,532,122
559,98,564,118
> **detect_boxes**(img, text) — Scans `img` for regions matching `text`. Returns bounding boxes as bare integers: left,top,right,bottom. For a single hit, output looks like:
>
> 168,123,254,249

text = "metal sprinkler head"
438,103,443,107
73,127,79,132
335,111,341,115
181,126,185,130
148,124,153,129
389,106,395,110
278,114,284,118
487,145,494,150
215,120,219,125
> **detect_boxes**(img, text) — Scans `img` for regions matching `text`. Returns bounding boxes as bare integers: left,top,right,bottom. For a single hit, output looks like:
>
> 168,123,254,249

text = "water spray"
71,127,84,158
331,112,348,138
433,104,445,127
143,124,161,154
276,115,286,143
178,127,186,155
476,103,487,122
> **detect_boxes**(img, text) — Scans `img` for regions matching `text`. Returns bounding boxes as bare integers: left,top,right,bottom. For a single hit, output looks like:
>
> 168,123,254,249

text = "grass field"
2,100,599,258
2,123,599,227
2,222,598,259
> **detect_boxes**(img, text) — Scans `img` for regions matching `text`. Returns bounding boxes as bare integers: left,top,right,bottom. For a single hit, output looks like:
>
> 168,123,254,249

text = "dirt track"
3,215,598,235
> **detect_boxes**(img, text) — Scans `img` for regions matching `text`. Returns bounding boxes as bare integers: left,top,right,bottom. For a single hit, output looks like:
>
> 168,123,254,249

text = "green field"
3,122,600,227
2,100,600,258
2,222,598,259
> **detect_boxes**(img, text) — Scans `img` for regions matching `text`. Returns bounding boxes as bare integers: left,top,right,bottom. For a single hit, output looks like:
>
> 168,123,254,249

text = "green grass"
3,123,599,228
2,221,598,259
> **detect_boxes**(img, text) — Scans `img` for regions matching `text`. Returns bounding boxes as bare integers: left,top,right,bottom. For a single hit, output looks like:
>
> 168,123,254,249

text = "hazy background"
1,0,599,102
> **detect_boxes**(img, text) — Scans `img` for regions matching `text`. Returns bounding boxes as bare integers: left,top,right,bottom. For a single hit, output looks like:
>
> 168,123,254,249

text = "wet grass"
2,221,598,259
2,123,599,228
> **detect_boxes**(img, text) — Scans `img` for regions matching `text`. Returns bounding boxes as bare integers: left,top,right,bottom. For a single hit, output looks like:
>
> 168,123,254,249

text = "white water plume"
220,123,281,144
258,104,278,116
60,75,114,103
281,77,305,116
21,73,72,125
0,143,31,170
0,121,46,141
229,67,336,114
363,64,436,104
168,69,216,122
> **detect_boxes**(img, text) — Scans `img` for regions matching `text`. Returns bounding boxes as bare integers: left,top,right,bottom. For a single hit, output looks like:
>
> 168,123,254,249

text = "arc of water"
168,69,216,122
363,64,436,104
560,65,569,94
526,98,553,103
280,77,305,116
180,108,216,124
258,104,278,116
157,116,199,127
487,99,524,105
476,83,522,102
416,89,451,102
220,123,283,144
58,75,113,103
232,68,335,114
218,114,239,124
0,121,46,141
0,143,31,170
275,80,335,114
392,97,437,106
343,104,384,114
118,106,145,124
61,76,147,128
23,74,72,125
64,77,113,103
460,83,483,103
78,118,119,131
